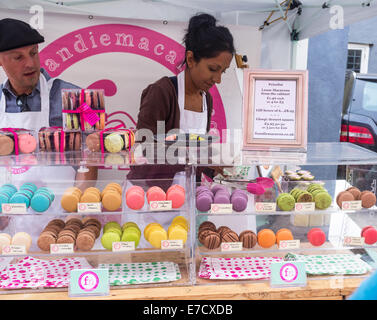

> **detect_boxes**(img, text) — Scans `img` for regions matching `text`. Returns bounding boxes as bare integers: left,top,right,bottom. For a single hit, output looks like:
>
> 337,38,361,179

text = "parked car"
341,70,377,152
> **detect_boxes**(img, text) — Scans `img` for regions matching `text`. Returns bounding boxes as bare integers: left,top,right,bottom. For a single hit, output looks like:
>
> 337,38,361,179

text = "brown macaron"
37,232,57,251
336,190,355,208
201,230,221,249
47,219,66,229
198,221,216,233
76,231,95,251
85,132,101,152
0,134,14,156
346,187,362,200
239,230,257,248
221,230,239,242
217,226,232,237
360,190,376,208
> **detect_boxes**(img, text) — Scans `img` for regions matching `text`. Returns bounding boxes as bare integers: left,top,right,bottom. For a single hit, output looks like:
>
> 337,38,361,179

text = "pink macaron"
18,133,37,154
166,184,185,209
146,186,166,204
126,186,145,210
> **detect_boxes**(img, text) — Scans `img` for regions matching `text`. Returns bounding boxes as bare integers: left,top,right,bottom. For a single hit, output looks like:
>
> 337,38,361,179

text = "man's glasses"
16,94,30,112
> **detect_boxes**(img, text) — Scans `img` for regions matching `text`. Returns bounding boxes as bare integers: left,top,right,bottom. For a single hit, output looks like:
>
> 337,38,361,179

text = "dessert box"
62,89,106,131
83,127,135,153
0,128,38,156
38,127,82,152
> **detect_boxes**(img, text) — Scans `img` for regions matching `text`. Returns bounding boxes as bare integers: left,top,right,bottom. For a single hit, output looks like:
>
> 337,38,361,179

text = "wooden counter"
0,277,363,300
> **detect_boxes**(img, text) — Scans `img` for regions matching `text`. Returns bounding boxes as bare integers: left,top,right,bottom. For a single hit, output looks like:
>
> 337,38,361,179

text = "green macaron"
277,193,295,211
101,231,121,250
314,192,332,210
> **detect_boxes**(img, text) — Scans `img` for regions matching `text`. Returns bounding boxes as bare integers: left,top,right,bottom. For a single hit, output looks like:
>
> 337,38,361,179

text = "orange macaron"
276,228,294,245
257,229,276,248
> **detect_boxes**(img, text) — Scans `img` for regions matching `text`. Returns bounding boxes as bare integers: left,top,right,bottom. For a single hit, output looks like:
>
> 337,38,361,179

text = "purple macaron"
196,194,213,212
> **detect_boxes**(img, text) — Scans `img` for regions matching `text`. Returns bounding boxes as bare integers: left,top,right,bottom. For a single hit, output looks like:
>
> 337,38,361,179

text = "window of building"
347,43,370,73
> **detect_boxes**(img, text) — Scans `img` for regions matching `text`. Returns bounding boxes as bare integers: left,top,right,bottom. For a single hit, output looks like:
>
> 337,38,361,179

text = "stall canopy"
1,0,377,40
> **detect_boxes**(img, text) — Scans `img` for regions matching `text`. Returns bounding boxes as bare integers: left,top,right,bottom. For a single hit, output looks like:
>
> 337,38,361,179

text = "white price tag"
2,203,27,214
112,242,135,252
210,203,233,214
342,200,362,211
343,236,365,246
278,240,300,250
221,242,243,252
50,243,74,254
255,202,276,212
295,202,315,212
150,201,172,211
161,240,183,250
77,202,102,213
2,245,26,255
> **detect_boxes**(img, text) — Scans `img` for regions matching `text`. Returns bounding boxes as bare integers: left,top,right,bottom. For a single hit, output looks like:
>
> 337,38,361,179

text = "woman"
136,13,235,135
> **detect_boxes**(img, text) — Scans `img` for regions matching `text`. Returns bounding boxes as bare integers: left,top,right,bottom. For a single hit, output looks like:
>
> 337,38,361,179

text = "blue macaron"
30,193,51,212
10,192,31,208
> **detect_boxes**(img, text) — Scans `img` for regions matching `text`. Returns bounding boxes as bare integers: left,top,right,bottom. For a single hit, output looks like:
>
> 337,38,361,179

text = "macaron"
144,222,163,240
104,133,124,153
239,230,257,248
247,183,265,195
166,184,185,209
231,193,248,212
85,132,101,152
200,230,221,249
101,231,121,250
346,187,361,200
276,193,295,211
361,226,377,245
0,233,11,253
61,187,81,212
0,134,14,155
30,192,51,212
257,229,276,248
168,224,187,244
196,193,213,212
148,227,168,249
276,228,294,245
221,229,239,242
336,190,355,209
314,192,332,210
102,189,122,212
360,191,376,209
121,227,141,247
126,186,145,210
11,232,32,251
308,228,326,246
17,133,37,154
147,186,166,204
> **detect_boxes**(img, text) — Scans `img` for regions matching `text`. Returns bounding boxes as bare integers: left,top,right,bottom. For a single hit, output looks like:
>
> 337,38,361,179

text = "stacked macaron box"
62,89,106,131
38,127,82,153
0,129,38,156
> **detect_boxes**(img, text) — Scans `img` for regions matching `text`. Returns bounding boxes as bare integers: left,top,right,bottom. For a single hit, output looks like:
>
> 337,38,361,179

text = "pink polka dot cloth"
0,256,92,289
199,256,283,280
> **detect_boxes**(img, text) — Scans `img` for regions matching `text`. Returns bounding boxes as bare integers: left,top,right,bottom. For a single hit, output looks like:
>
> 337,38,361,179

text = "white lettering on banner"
165,50,176,64
29,5,44,30
89,32,98,48
74,34,89,53
115,33,134,47
44,31,178,73
100,34,111,46
138,37,149,51
154,44,164,55
56,47,73,62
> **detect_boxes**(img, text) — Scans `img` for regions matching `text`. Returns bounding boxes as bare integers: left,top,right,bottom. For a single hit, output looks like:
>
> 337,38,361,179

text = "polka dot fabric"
0,256,92,289
98,261,181,285
199,256,283,280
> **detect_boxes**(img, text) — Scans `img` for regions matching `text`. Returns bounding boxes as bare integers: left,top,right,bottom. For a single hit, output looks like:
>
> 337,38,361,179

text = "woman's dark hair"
183,13,235,62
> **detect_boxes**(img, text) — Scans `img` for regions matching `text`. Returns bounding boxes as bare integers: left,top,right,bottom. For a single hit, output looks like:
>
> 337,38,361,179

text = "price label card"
221,242,243,252
255,202,276,212
161,240,183,250
210,204,233,214
112,241,135,252
1,203,27,214
342,200,362,211
270,261,307,288
2,245,26,255
50,243,74,254
69,269,109,297
278,240,300,250
295,202,315,212
150,201,172,211
77,202,102,213
343,236,365,246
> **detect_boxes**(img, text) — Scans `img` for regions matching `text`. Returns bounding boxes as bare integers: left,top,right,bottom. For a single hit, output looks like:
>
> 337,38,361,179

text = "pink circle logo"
280,263,298,282
296,203,303,210
2,204,11,213
256,203,263,211
51,244,59,252
151,202,158,209
343,202,350,209
161,240,170,248
113,242,121,250
78,204,86,211
78,271,99,292
212,205,219,212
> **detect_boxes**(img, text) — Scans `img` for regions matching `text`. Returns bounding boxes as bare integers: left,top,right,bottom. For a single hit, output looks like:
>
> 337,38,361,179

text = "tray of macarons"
125,183,186,212
154,133,219,147
0,129,38,156
0,183,56,214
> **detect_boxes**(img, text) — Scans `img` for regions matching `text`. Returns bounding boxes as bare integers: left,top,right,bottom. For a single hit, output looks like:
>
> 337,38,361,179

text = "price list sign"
253,79,296,140
242,69,308,151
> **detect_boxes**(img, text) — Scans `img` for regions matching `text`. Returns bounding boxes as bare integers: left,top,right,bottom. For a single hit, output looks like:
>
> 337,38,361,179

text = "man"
0,18,97,186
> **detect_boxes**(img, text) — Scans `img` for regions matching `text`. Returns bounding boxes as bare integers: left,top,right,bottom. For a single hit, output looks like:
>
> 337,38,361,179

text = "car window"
354,79,377,112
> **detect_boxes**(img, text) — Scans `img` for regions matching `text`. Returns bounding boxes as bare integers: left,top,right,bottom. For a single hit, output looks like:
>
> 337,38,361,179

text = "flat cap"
0,18,44,52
